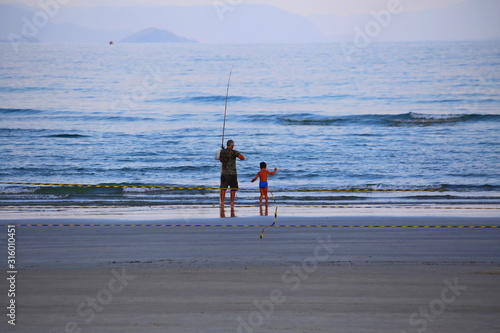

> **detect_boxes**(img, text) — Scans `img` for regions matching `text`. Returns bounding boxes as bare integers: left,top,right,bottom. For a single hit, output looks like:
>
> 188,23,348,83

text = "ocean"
1,41,499,207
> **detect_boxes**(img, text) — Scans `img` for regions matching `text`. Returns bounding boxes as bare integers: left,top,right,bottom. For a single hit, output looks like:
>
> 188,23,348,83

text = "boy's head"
260,162,267,169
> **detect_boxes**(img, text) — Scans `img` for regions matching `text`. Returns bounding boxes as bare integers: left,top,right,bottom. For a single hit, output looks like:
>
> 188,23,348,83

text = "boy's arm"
268,167,278,175
251,173,259,182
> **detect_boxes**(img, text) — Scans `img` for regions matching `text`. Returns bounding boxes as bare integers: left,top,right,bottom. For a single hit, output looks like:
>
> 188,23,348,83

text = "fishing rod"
259,191,278,239
220,63,236,149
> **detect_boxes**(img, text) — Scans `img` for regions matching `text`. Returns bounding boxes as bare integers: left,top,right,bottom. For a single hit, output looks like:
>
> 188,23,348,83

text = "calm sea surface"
1,42,499,206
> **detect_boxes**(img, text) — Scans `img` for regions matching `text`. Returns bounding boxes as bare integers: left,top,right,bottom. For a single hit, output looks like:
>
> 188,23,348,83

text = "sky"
2,0,468,16
2,0,498,43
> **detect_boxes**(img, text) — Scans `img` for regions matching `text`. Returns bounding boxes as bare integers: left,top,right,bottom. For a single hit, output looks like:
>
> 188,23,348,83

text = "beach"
1,207,499,333
1,11,499,333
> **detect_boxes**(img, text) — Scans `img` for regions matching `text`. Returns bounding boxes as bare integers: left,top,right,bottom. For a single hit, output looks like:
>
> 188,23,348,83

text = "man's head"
227,140,234,148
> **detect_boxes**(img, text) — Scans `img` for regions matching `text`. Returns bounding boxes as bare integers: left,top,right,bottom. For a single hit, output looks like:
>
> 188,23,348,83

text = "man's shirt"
219,148,241,175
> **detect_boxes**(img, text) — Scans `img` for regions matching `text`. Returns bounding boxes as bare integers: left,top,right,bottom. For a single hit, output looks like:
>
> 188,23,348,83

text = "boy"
251,162,278,206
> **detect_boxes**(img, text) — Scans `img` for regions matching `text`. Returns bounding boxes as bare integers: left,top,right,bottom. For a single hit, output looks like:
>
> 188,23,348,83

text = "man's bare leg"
220,189,226,206
230,190,236,206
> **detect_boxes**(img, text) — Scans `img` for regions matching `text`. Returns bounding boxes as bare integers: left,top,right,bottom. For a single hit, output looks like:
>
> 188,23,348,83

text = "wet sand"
1,207,499,332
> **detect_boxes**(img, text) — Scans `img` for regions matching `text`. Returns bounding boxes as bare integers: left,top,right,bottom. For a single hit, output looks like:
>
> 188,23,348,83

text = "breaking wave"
240,112,500,127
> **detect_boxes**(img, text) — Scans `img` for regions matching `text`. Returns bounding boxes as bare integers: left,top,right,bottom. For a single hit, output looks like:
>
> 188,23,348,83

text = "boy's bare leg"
264,187,269,206
259,188,265,206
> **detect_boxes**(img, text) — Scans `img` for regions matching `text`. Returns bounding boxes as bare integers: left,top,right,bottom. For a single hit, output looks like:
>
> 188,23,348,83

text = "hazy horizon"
1,0,499,43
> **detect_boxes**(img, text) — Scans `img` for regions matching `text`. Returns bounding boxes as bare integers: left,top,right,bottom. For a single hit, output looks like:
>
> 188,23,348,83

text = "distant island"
120,27,199,43
0,36,40,43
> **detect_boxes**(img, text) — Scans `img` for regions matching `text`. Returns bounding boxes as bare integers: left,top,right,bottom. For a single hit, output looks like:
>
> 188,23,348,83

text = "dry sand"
1,207,499,332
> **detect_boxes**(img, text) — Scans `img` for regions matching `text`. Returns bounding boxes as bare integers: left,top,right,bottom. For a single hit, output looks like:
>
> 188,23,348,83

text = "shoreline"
1,204,499,222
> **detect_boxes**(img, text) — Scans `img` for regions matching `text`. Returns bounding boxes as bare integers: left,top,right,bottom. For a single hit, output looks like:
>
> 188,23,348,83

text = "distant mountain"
34,4,327,43
120,27,198,43
0,4,35,42
1,1,499,44
0,35,40,43
0,4,126,43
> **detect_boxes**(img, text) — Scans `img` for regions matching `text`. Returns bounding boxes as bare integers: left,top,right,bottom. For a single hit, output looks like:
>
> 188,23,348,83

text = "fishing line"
221,63,236,149
260,191,279,239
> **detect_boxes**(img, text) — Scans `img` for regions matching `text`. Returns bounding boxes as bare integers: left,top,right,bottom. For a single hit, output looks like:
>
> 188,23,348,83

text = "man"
217,139,245,206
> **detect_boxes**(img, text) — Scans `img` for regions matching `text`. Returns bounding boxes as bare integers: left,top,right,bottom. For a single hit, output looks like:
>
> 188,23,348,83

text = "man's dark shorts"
220,174,238,190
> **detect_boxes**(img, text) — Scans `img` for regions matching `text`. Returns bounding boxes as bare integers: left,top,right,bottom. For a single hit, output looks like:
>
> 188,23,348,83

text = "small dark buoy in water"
109,41,113,45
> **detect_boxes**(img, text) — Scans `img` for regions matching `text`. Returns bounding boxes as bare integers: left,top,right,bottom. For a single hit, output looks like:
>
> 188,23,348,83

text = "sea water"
0,42,499,206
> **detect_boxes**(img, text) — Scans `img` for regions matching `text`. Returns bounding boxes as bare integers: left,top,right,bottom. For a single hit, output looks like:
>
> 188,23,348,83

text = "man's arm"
235,150,245,160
